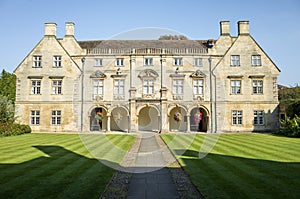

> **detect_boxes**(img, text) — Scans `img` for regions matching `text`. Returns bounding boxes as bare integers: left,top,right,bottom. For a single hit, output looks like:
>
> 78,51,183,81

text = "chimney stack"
44,22,57,37
65,22,75,36
238,21,250,35
220,21,230,36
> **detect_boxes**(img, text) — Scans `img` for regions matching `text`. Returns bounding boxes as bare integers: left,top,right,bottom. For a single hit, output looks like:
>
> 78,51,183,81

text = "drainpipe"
208,57,214,133
81,57,85,133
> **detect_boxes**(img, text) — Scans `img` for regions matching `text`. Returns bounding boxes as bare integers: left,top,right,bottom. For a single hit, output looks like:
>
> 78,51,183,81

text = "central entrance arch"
110,107,129,132
169,106,187,132
138,106,159,132
90,107,107,131
190,107,208,132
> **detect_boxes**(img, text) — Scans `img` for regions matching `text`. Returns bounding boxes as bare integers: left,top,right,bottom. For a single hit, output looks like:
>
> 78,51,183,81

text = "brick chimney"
44,22,57,37
65,22,75,36
238,21,250,35
220,21,230,36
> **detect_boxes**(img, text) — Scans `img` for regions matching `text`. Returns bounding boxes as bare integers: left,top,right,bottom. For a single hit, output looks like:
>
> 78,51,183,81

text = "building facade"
14,21,280,133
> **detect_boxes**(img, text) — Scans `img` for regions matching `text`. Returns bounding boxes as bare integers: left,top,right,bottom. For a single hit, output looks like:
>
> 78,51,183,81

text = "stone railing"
86,48,208,55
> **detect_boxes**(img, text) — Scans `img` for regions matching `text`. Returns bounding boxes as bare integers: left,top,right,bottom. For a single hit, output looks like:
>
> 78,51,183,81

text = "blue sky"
0,0,299,86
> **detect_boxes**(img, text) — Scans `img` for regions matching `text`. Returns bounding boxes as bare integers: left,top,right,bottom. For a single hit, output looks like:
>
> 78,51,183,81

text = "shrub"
0,123,31,137
277,115,300,137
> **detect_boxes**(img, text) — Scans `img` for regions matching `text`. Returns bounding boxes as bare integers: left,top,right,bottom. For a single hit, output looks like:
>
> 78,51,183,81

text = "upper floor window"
173,58,183,66
230,55,240,66
232,110,243,125
33,56,42,68
254,110,264,125
143,79,154,94
114,79,125,95
193,79,204,95
52,80,62,95
31,80,41,95
93,79,104,99
116,58,124,66
144,58,153,66
173,79,184,95
194,58,203,67
252,80,263,94
30,110,40,125
94,58,103,67
252,55,261,66
231,80,241,94
51,110,61,125
53,56,62,68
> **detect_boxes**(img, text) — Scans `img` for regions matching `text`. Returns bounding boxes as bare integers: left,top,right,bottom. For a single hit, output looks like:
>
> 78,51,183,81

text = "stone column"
187,114,191,132
107,115,111,132
129,88,137,132
160,87,168,133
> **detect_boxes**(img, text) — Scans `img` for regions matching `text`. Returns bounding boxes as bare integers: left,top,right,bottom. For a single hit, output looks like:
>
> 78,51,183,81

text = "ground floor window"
51,110,61,125
30,110,40,125
232,110,243,125
254,110,264,125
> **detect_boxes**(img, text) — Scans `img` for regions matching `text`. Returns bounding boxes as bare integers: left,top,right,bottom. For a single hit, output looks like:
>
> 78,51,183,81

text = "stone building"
14,21,280,133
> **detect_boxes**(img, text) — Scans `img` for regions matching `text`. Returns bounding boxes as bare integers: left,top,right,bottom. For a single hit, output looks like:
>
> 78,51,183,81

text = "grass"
161,133,300,199
0,133,135,199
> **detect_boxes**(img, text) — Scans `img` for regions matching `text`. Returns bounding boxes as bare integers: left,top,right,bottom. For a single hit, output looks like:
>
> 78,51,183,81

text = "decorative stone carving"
90,70,106,78
138,69,159,80
190,70,206,78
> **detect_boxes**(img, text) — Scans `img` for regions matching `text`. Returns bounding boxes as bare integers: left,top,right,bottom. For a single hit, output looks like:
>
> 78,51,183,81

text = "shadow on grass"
174,149,300,199
0,146,114,199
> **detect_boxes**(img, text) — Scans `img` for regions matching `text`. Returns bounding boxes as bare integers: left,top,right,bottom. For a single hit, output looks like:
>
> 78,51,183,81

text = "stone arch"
169,106,188,132
110,106,129,132
189,106,209,132
89,105,108,131
137,104,160,132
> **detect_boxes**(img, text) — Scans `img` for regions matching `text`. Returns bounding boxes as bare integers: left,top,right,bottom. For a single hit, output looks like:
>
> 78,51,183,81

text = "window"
252,80,263,94
51,110,61,125
52,80,62,94
232,110,243,125
30,110,40,125
231,80,241,94
230,55,240,66
194,58,203,66
173,58,183,66
93,79,103,99
254,110,264,125
143,79,154,94
33,56,42,68
173,79,183,94
252,55,261,66
116,58,124,66
53,56,62,67
31,80,41,94
144,58,153,66
193,79,204,95
114,79,124,95
94,59,103,67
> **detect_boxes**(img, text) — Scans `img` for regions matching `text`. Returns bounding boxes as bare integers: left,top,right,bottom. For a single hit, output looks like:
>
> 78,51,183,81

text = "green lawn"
161,134,300,199
0,133,135,199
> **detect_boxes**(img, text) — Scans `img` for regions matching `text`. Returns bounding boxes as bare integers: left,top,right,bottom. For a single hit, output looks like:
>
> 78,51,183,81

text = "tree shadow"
173,149,300,199
0,146,114,199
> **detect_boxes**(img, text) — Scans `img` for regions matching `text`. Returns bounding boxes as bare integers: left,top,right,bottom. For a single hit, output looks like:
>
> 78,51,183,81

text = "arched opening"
110,107,129,132
138,106,159,132
190,107,208,132
169,107,187,132
90,107,107,131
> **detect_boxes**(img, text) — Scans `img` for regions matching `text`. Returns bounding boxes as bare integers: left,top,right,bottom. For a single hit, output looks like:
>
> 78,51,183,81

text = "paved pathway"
100,132,203,199
127,133,179,199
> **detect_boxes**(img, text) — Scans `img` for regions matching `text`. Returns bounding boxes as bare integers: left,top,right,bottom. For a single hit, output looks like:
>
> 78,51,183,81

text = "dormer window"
33,56,42,68
230,55,240,66
144,58,153,66
173,58,183,66
116,58,124,66
252,55,261,66
53,56,62,68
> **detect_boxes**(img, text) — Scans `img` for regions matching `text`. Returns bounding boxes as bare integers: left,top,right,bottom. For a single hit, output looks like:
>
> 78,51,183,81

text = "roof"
77,40,208,50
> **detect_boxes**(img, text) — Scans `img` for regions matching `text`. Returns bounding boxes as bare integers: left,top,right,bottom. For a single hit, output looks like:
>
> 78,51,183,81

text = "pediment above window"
190,70,206,78
90,70,106,78
138,69,159,79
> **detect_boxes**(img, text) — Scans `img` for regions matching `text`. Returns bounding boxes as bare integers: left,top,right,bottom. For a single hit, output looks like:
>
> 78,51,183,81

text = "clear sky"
0,0,299,86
